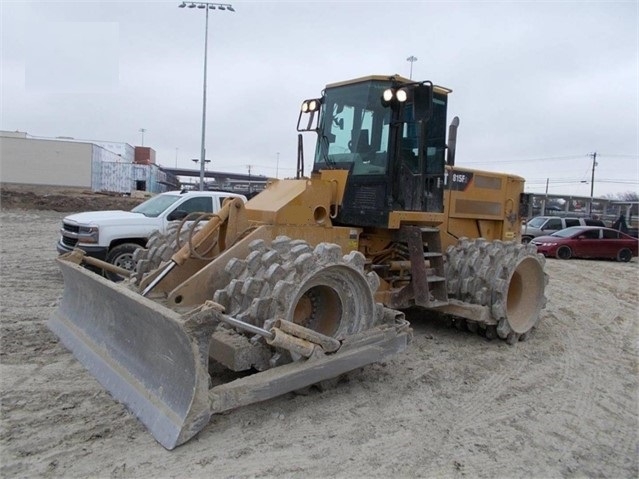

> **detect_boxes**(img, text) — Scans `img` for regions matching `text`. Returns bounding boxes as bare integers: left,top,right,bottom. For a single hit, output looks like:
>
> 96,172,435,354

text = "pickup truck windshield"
526,217,546,228
131,195,181,218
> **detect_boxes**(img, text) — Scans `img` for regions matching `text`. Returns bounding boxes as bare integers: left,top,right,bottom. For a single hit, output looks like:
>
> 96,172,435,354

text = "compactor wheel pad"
213,236,381,340
444,238,548,342
132,222,205,284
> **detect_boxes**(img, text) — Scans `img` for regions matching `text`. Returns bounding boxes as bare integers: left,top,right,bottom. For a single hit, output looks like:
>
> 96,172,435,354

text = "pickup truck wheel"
105,243,141,281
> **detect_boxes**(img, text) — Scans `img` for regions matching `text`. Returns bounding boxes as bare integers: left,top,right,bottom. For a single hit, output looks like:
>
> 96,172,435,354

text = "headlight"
541,242,557,246
79,225,99,244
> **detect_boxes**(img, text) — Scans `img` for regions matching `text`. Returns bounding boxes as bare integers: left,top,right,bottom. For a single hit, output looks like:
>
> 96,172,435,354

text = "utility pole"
542,177,549,215
589,152,597,215
276,152,280,179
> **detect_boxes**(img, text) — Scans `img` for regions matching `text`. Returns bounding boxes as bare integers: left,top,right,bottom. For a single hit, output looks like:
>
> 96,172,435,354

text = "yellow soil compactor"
50,75,547,449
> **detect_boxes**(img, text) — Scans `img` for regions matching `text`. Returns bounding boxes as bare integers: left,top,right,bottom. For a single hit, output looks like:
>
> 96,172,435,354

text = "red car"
531,226,638,262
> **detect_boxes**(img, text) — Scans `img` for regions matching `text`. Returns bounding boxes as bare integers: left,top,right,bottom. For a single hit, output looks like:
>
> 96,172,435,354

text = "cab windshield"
313,80,447,180
314,80,391,176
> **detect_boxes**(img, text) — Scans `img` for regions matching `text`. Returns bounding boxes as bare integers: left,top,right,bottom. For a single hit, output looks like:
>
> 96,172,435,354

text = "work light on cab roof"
298,97,323,131
301,98,321,113
382,87,409,103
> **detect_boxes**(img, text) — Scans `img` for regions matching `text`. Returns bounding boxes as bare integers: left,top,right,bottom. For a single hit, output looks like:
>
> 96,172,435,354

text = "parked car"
521,216,606,243
57,190,247,280
531,226,638,262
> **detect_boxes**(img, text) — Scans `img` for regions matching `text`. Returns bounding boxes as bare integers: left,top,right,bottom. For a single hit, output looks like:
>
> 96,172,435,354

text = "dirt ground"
1,189,638,478
0,183,146,213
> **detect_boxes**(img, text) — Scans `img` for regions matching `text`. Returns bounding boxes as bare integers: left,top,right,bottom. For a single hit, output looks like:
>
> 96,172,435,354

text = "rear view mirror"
167,210,188,221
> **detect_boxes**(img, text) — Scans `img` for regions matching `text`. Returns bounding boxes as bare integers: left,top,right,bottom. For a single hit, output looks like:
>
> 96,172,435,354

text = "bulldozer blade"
49,258,212,450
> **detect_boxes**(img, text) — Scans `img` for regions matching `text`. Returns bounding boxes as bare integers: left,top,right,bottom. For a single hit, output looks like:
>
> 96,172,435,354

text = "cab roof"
325,74,452,96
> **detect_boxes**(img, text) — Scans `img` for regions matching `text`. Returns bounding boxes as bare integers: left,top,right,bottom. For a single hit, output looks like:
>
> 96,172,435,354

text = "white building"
0,131,176,193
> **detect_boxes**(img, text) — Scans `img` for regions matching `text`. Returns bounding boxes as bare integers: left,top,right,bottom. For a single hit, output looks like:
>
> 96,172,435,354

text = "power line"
462,154,586,165
462,152,638,166
597,153,639,158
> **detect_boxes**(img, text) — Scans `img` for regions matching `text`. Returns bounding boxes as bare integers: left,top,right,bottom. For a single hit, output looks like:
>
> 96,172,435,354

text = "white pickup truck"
57,190,247,279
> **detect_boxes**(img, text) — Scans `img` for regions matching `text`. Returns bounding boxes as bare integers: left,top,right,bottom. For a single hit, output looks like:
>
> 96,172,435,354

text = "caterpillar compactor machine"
50,75,547,449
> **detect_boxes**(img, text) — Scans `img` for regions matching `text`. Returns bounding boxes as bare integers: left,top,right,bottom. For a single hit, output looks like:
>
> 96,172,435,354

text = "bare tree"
603,191,639,201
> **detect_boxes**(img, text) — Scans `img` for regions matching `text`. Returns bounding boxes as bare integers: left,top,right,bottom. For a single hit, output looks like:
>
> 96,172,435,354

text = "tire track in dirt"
1,210,637,478
541,259,638,476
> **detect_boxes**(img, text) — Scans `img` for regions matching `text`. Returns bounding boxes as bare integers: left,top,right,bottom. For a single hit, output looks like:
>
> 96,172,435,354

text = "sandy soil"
1,205,638,479
0,184,146,212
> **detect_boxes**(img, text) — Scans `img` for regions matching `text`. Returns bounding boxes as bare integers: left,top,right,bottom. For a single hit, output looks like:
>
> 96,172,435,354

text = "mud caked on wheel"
213,236,383,344
445,238,548,344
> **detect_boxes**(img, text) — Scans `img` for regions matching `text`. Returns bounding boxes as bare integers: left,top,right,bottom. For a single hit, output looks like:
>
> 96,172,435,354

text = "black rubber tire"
521,236,533,244
105,243,142,281
617,248,632,263
556,245,572,260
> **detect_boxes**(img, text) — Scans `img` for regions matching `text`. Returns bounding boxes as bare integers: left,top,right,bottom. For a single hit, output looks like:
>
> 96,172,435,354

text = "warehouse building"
0,131,178,194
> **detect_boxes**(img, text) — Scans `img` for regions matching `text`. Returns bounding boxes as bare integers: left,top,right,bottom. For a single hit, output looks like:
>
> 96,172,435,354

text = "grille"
62,237,78,247
63,223,80,234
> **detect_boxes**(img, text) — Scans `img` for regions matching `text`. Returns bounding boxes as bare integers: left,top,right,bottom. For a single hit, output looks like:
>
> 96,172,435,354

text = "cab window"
314,80,391,176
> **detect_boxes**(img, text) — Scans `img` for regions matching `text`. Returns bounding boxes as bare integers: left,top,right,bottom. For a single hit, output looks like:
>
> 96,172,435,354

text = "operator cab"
298,75,450,228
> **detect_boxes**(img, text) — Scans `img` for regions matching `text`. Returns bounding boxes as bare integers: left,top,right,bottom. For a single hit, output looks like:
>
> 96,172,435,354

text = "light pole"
406,55,417,79
139,128,146,146
178,1,235,191
589,152,597,215
192,158,211,188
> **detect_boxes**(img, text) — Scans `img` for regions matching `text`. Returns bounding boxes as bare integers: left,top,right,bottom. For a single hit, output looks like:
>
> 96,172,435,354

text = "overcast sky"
1,0,637,197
